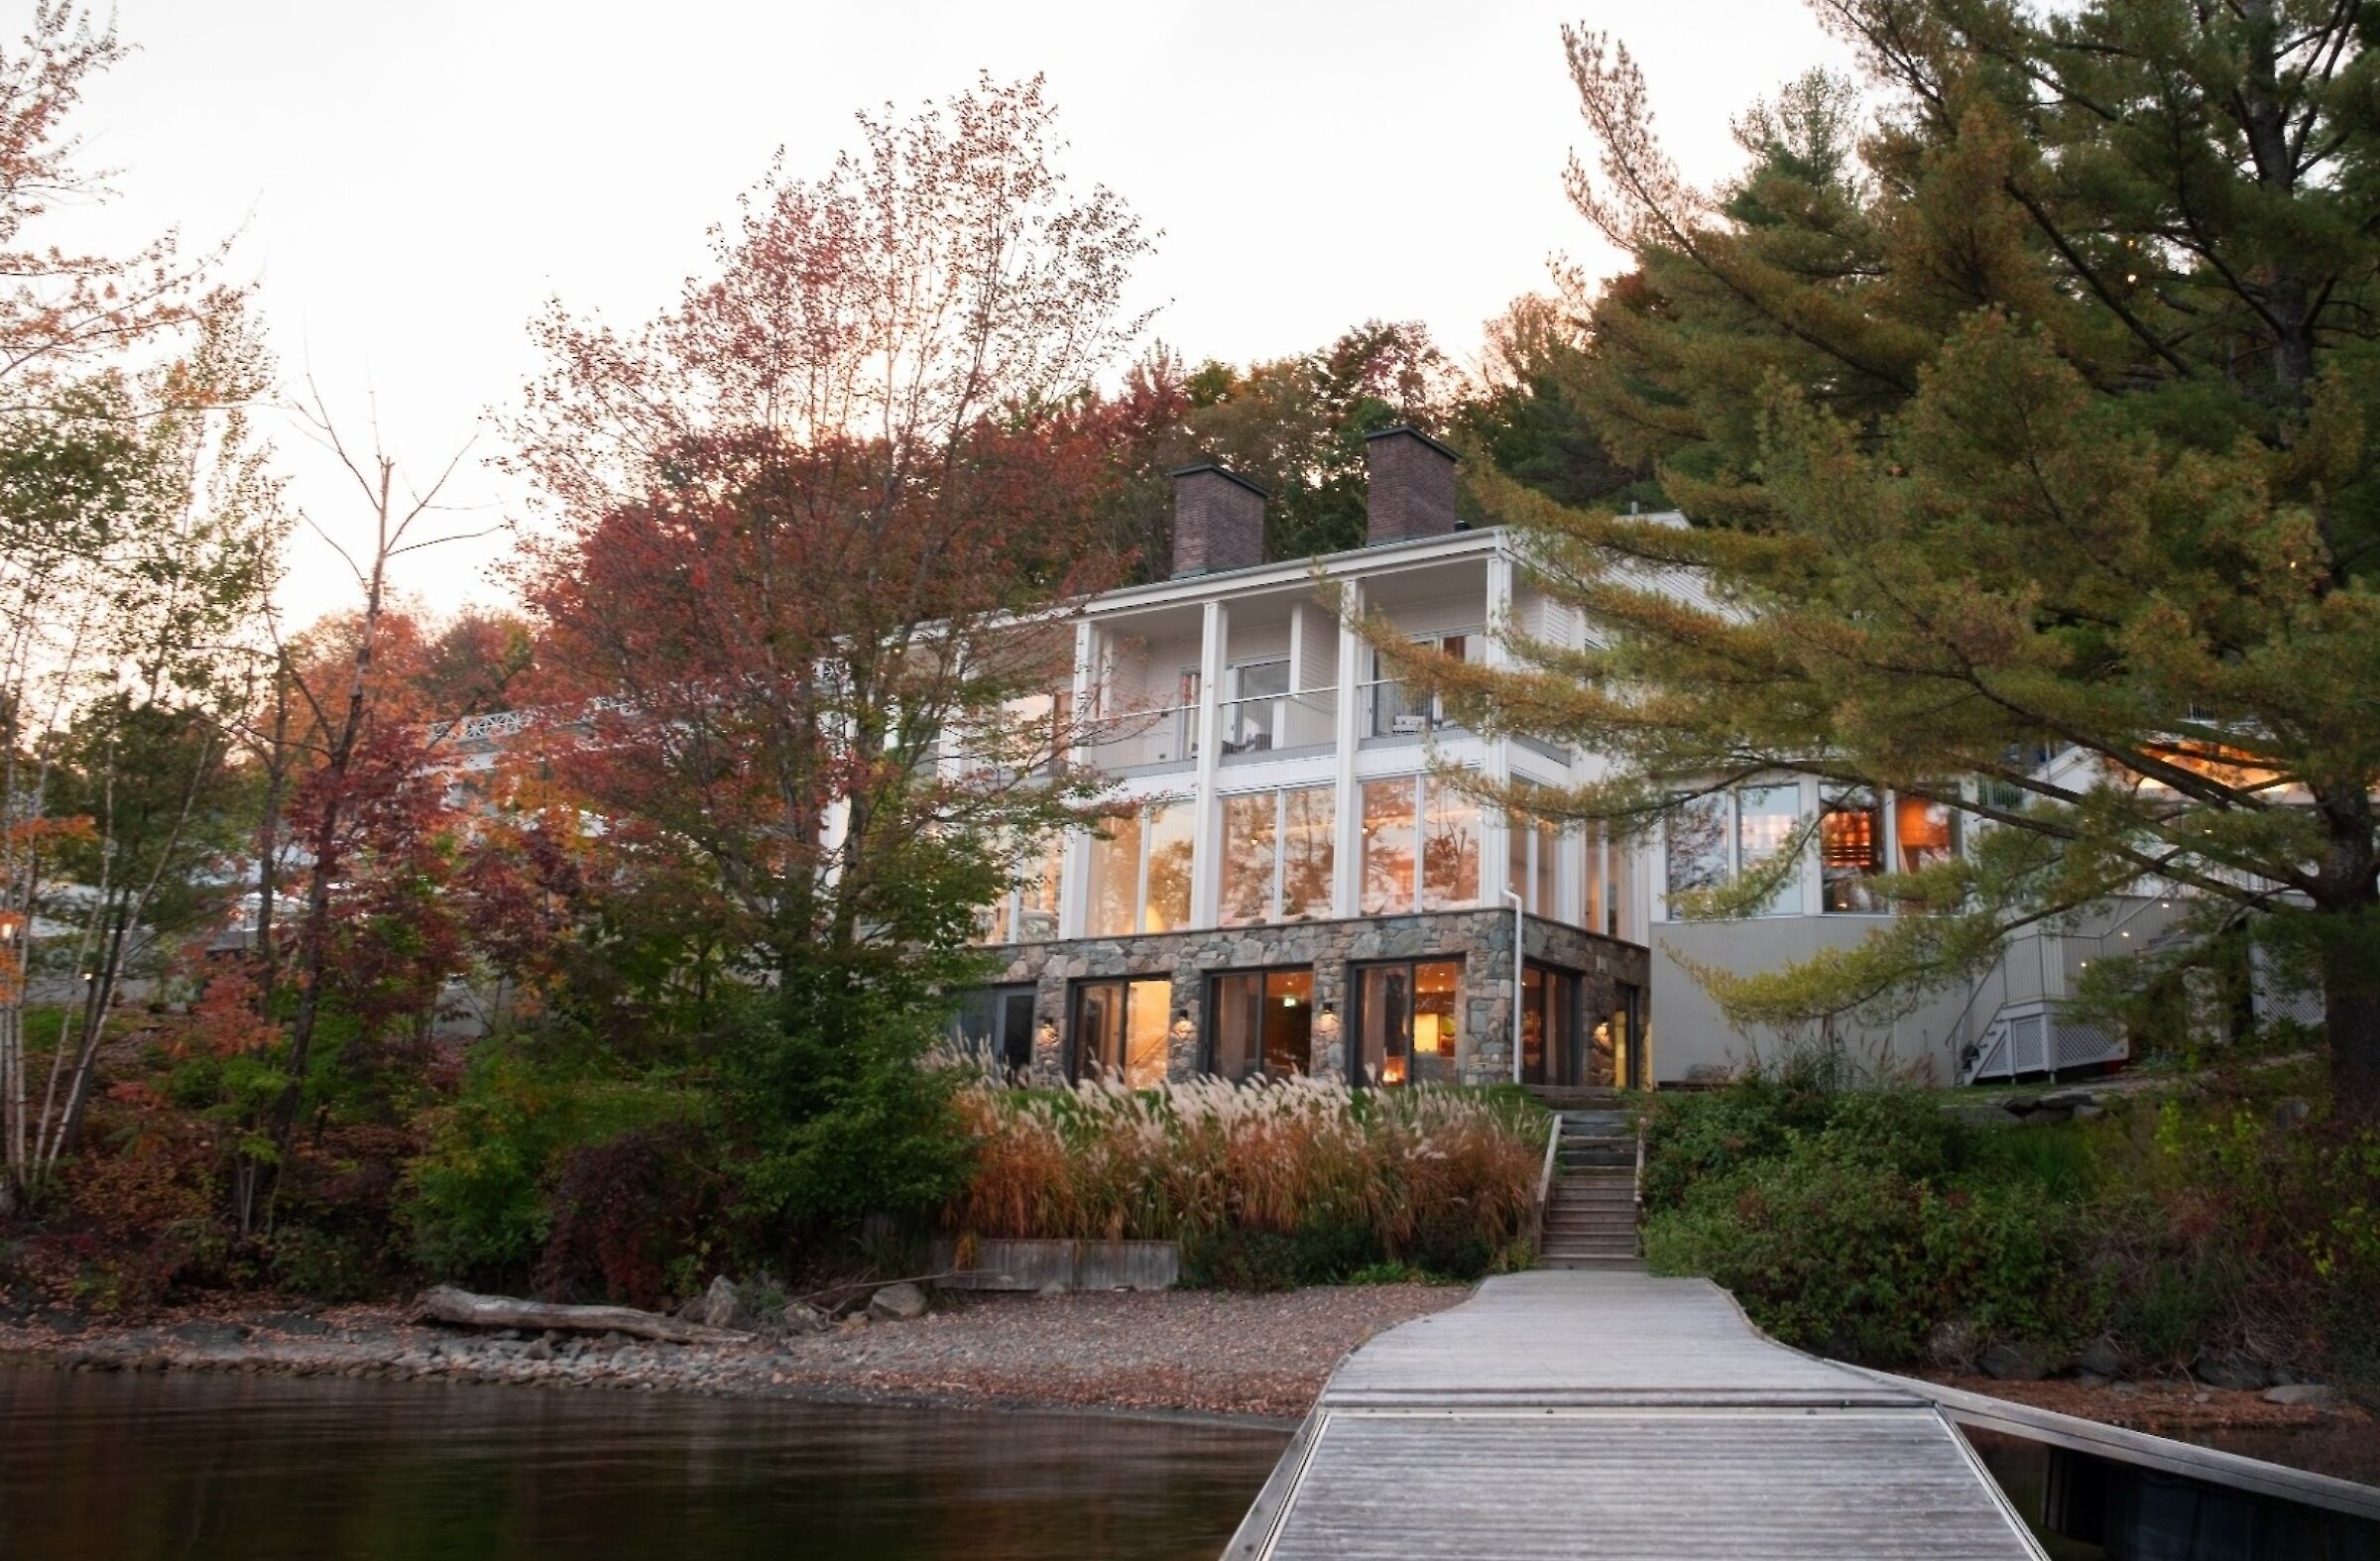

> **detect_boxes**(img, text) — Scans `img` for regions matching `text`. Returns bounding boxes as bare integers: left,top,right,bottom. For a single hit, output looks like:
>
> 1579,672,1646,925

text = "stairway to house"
1538,1110,1642,1267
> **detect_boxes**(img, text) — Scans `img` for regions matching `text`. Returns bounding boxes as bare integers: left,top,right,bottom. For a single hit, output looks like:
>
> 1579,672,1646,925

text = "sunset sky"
77,1,1853,619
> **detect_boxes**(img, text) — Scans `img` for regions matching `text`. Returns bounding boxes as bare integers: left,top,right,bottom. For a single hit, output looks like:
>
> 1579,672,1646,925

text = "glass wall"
1280,786,1334,920
1360,780,1417,915
1085,810,1142,937
1143,801,1194,931
1508,804,1562,919
1071,976,1171,1086
1207,967,1314,1081
1220,785,1336,927
1355,958,1462,1087
1219,791,1276,927
1363,776,1481,916
1664,791,1730,902
1422,783,1482,910
1736,783,1805,914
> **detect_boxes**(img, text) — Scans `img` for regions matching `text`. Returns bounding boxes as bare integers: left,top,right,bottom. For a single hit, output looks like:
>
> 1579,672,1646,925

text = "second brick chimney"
1170,463,1267,576
1364,425,1460,544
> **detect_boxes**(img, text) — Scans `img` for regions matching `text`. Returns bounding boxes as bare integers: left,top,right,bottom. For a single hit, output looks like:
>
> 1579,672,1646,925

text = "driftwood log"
416,1285,748,1344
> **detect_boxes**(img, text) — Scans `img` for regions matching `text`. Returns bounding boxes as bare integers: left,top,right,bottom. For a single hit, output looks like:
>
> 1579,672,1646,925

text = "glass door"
1070,978,1172,1087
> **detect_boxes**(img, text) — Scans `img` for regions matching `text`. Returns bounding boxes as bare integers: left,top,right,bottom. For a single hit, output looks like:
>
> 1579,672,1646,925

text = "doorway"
1353,958,1463,1086
1208,968,1314,1081
1520,965,1581,1087
1070,977,1172,1087
1593,982,1643,1090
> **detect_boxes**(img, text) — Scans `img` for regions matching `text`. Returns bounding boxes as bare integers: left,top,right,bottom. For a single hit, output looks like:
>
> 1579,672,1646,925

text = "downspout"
1505,889,1525,1085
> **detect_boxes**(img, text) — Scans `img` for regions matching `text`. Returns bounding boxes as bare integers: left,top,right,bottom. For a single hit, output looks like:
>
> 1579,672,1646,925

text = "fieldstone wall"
981,910,1650,1087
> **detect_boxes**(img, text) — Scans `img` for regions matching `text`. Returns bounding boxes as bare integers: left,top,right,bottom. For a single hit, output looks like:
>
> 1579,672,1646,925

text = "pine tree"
1402,3,2380,1114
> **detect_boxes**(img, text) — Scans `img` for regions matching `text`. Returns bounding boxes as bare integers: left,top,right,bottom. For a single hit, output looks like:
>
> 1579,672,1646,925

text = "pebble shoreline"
0,1284,1468,1423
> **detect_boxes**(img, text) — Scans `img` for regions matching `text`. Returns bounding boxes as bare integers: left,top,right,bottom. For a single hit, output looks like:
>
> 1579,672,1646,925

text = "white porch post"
1190,600,1227,927
1483,551,1516,906
1059,618,1097,939
1333,580,1365,917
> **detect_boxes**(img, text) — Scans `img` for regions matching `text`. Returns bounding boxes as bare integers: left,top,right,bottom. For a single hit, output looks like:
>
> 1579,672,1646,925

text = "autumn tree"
507,75,1152,1219
1394,4,2380,1115
0,7,251,1209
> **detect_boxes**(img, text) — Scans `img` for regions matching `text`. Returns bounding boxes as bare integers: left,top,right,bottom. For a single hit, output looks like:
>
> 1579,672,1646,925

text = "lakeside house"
948,431,2320,1092
425,430,2319,1091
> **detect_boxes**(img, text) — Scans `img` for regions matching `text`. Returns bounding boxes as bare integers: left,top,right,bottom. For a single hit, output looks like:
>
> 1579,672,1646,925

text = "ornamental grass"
946,1075,1544,1266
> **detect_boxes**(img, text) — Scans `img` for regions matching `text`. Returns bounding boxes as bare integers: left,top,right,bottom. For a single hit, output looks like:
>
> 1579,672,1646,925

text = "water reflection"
0,1369,1287,1561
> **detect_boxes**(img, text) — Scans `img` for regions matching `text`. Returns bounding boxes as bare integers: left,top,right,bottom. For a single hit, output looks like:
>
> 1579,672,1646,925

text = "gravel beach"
0,1283,1468,1422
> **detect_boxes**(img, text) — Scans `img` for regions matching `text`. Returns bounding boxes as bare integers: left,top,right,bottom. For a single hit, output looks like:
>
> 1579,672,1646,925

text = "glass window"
1821,787,1886,912
1071,977,1171,1087
953,985,1038,1074
1509,805,1564,919
1664,792,1730,911
1142,801,1195,933
1086,810,1141,936
1208,967,1313,1081
1895,794,1959,874
1608,836,1636,939
1219,791,1277,927
1281,785,1334,920
1521,964,1580,1086
1356,958,1462,1088
1017,843,1060,941
1360,779,1418,915
1737,783,1804,915
1422,779,1481,910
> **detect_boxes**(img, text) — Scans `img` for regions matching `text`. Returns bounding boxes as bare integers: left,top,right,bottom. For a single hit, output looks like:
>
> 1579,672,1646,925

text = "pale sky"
72,1,1853,624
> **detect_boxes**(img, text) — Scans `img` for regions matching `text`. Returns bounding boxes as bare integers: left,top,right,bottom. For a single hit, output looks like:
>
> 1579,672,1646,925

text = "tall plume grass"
948,1076,1545,1261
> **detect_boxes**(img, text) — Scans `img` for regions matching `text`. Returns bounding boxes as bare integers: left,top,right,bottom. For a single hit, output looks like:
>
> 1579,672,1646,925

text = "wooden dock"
1224,1268,2048,1560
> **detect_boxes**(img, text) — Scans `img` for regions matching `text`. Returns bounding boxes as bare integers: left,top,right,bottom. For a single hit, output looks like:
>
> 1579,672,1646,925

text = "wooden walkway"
1224,1268,2047,1560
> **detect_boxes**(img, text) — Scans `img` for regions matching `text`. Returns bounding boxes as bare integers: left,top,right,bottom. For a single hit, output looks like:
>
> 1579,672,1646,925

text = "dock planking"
1226,1268,2047,1560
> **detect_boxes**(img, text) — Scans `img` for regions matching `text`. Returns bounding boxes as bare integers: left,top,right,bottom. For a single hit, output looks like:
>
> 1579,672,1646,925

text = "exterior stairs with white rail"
1537,1110,1643,1267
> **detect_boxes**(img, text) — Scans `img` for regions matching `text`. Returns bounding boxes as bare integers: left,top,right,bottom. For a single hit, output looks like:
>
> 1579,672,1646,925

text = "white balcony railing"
1221,687,1336,759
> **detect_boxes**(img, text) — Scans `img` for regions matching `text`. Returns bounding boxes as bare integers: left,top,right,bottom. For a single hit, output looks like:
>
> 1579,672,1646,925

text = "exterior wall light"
1313,1002,1341,1044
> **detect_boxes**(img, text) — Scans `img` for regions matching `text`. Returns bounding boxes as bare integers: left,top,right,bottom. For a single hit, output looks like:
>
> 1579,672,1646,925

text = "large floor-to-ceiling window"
1220,785,1336,927
1360,776,1481,916
1518,964,1581,1087
951,985,1039,1075
1086,800,1196,936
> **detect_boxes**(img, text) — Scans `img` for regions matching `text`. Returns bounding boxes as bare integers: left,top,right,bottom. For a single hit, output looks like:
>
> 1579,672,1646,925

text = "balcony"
1221,687,1336,762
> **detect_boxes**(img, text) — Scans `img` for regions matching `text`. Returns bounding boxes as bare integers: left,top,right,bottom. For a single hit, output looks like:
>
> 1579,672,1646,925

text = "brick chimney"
1170,463,1267,576
1364,425,1460,544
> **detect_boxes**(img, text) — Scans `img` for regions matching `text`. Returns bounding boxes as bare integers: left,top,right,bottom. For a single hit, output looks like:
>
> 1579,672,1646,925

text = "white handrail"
1531,1112,1561,1255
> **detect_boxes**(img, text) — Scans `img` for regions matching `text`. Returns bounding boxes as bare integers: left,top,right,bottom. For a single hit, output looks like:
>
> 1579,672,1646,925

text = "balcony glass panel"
1222,686,1336,757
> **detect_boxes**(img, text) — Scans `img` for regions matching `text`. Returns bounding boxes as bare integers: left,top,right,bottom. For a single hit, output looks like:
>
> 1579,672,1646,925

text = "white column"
1483,551,1516,907
1189,599,1227,927
1333,580,1365,916
1059,619,1097,939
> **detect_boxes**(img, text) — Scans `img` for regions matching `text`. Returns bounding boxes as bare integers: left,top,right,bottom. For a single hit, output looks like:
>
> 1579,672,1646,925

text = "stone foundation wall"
980,910,1650,1087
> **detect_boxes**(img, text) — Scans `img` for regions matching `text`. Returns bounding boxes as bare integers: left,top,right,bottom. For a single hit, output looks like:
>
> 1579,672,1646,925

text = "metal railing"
1219,687,1337,758
1359,678,1464,740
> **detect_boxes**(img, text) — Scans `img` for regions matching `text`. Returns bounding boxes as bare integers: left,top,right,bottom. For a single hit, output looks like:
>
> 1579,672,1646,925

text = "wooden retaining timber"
1224,1268,2048,1560
928,1238,1179,1292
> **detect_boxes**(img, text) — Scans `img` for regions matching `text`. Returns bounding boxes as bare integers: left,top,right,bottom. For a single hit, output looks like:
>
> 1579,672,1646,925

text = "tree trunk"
416,1285,749,1343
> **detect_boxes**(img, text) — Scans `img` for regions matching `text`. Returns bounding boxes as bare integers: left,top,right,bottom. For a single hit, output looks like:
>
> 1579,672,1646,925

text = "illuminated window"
1736,784,1804,915
1207,967,1314,1081
1360,780,1417,914
1421,781,1482,911
1355,958,1463,1087
1821,788,1885,912
1894,794,1959,874
1220,785,1337,927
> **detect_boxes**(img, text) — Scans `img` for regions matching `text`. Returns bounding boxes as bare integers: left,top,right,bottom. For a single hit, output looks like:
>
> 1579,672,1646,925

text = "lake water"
0,1369,1289,1561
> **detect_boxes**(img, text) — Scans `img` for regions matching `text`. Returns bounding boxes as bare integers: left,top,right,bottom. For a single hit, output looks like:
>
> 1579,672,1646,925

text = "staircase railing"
1531,1113,1562,1256
1633,1117,1647,1232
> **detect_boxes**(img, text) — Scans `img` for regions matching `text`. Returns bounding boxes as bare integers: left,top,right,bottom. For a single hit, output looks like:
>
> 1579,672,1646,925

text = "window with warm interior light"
1355,957,1462,1087
1207,967,1314,1081
1070,976,1171,1086
1820,787,1886,912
